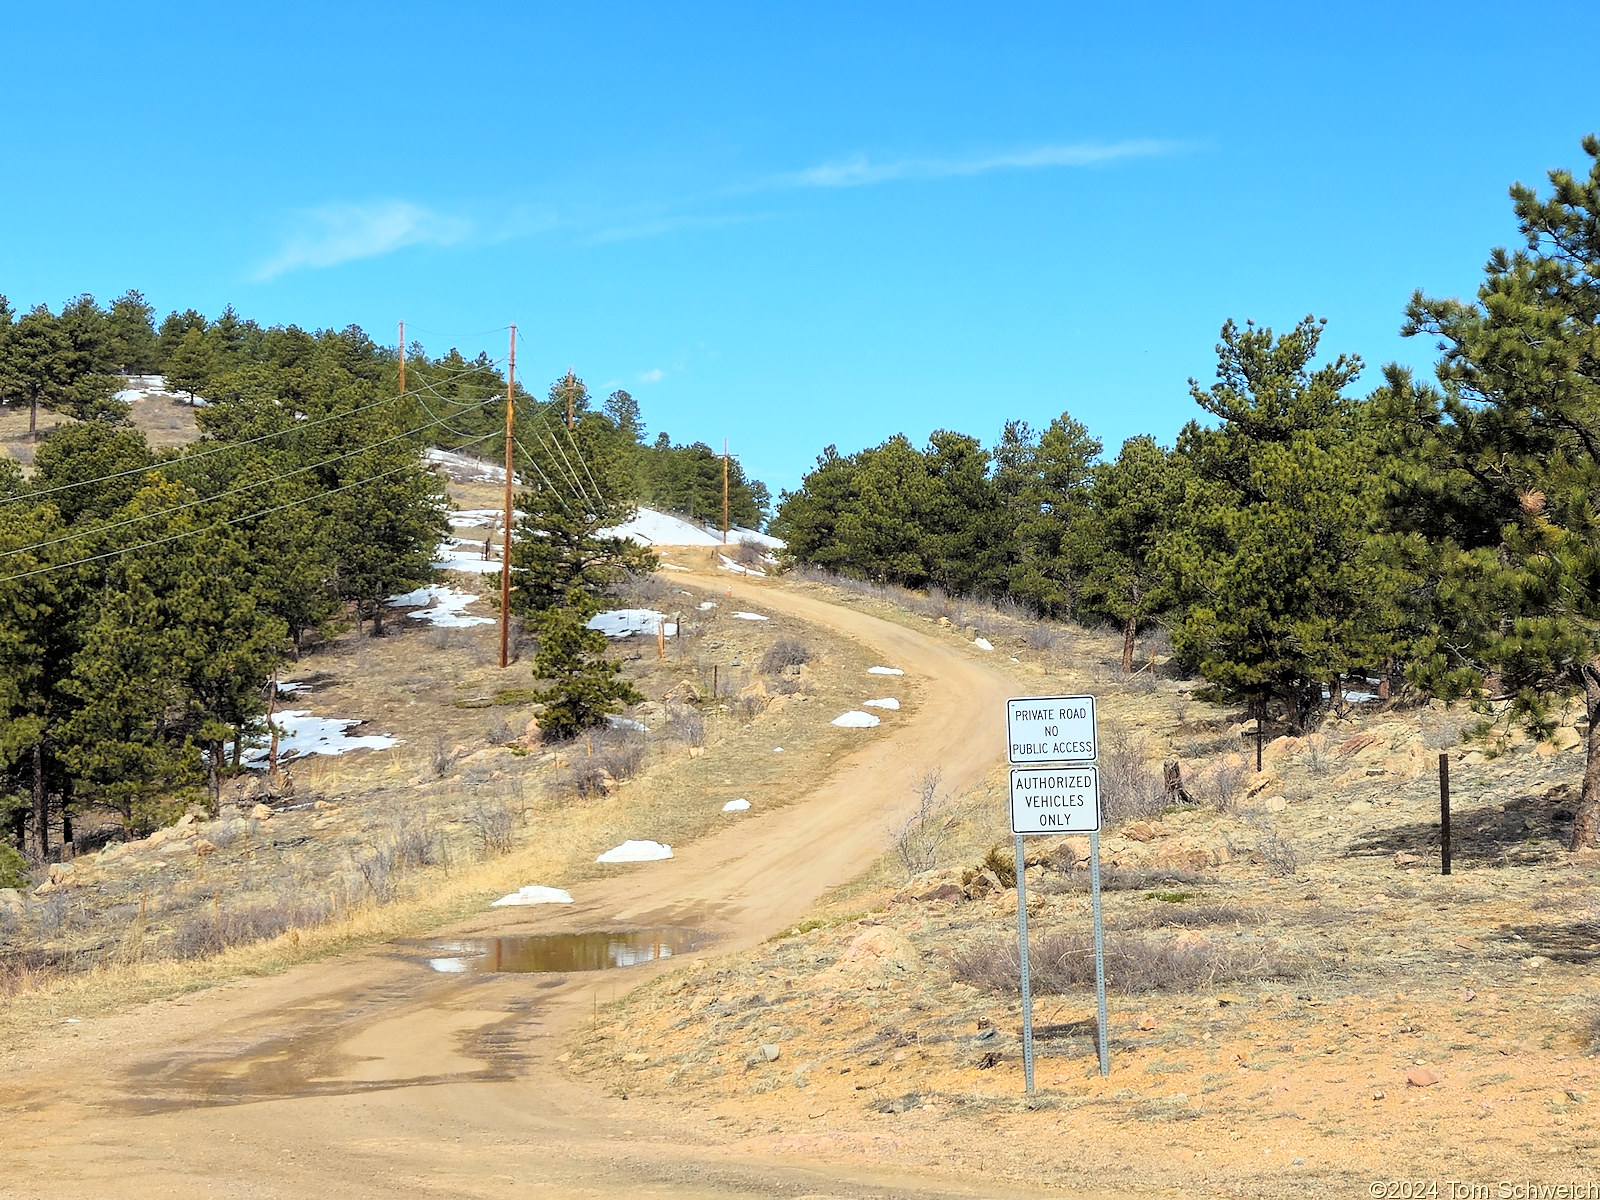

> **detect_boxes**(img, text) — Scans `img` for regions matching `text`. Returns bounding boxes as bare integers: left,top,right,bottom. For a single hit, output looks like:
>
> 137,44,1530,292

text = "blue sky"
3,2,1598,494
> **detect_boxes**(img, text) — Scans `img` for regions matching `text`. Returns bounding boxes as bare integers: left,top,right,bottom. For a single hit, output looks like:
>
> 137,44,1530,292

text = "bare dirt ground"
1,386,200,469
4,548,1599,1198
0,565,1065,1199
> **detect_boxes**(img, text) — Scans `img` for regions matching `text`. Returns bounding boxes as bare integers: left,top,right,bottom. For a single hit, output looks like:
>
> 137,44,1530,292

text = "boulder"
47,862,75,885
664,680,702,706
0,888,24,916
1124,821,1157,843
194,839,217,856
829,926,920,977
1405,1067,1440,1087
1261,795,1289,813
250,803,274,821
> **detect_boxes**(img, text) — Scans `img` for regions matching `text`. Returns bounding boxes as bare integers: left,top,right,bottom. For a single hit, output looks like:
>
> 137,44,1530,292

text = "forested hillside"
0,298,771,874
773,137,1600,849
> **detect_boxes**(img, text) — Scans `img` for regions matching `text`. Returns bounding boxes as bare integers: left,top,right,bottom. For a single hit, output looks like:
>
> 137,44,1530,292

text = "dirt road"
0,575,1072,1199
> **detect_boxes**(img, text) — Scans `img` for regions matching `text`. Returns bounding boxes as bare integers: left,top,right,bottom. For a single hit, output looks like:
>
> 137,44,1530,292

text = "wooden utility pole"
499,325,517,669
722,439,730,544
398,320,405,393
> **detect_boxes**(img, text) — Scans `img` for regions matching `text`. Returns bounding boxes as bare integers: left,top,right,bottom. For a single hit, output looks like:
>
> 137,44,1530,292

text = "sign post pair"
1006,695,1109,1088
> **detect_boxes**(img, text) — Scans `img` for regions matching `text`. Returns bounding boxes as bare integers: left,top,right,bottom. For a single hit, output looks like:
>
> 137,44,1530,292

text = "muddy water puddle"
423,928,705,974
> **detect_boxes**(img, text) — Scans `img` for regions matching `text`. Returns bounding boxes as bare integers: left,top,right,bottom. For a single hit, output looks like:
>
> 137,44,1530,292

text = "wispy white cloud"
255,201,476,280
767,140,1183,190
638,367,665,384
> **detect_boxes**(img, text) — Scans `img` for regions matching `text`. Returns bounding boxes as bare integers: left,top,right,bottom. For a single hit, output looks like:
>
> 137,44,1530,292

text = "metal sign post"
1006,695,1107,1090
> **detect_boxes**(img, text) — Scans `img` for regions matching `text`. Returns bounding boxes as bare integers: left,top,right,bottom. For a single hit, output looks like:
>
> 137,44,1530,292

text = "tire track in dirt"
0,571,1088,1199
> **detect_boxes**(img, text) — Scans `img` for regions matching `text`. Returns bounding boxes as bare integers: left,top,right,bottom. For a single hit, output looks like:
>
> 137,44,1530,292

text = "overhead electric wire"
0,353,506,510
0,430,502,585
2,392,505,562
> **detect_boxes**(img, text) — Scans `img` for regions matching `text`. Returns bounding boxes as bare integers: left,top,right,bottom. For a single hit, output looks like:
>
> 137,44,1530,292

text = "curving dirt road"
0,574,1069,1200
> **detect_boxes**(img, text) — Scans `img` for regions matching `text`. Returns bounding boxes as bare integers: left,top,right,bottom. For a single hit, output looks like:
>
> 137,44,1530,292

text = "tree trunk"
28,396,37,441
1569,660,1600,850
31,741,48,860
207,740,224,813
60,810,73,859
1121,617,1137,674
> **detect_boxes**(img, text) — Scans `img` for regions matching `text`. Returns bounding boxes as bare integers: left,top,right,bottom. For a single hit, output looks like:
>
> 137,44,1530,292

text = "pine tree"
1394,136,1600,848
1164,317,1396,733
528,591,644,740
1071,436,1186,671
164,328,215,404
993,414,1101,616
106,290,160,373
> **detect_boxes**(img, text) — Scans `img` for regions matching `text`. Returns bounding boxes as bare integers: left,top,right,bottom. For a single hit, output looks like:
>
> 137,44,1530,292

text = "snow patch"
732,611,769,621
601,509,723,546
663,563,689,572
863,697,900,710
431,539,505,575
868,666,904,676
387,584,494,628
972,637,994,651
490,885,573,907
427,448,513,485
831,710,881,729
274,681,307,694
596,840,673,863
588,609,678,639
241,710,400,766
606,715,649,731
722,798,751,812
698,601,717,610
719,555,763,575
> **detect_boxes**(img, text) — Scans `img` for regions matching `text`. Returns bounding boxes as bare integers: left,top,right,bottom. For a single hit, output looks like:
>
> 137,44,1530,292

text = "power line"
2,393,504,563
0,430,502,586
1,354,506,510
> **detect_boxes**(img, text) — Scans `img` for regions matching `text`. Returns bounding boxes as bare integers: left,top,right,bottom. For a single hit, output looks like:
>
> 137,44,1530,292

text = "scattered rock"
250,803,274,821
313,799,336,811
175,813,198,828
1245,774,1281,798
622,1052,650,1064
1346,800,1373,814
311,815,340,831
0,888,24,915
1137,1014,1157,1031
1372,1088,1386,1100
193,839,217,856
664,680,703,706
1405,1067,1440,1087
688,746,706,758
47,862,75,885
760,1043,782,1062
1262,795,1289,813
1124,821,1157,843
1394,851,1420,866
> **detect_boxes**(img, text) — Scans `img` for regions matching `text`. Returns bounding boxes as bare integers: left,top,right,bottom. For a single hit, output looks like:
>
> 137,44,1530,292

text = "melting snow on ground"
868,666,904,675
388,584,494,628
722,798,751,812
719,555,764,575
426,448,512,484
241,710,400,766
831,711,881,728
490,885,573,907
275,681,307,694
600,509,724,546
698,601,717,610
449,508,501,529
596,840,673,863
733,612,769,621
432,538,505,575
863,697,900,710
972,637,994,651
606,715,649,731
588,609,678,638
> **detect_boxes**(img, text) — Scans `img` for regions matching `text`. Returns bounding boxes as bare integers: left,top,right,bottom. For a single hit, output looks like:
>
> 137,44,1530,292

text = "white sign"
1006,694,1097,764
1009,766,1100,835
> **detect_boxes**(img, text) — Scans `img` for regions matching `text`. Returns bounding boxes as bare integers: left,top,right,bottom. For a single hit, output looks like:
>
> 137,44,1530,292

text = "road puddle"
424,929,705,974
